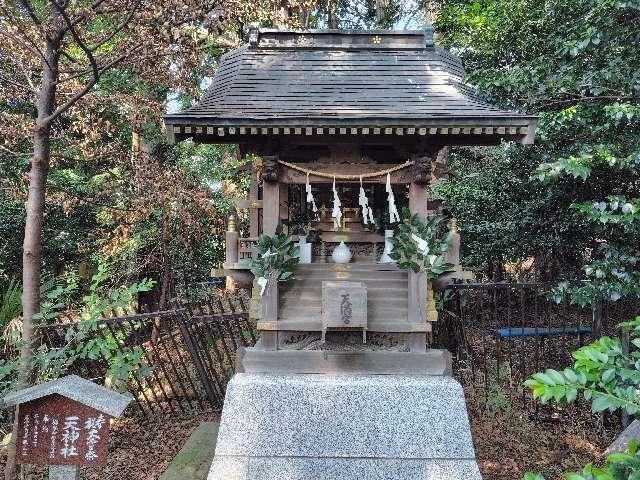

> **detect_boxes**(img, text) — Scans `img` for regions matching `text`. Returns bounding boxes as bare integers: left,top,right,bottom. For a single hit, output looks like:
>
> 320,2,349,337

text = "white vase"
331,241,352,264
298,241,312,264
379,229,395,263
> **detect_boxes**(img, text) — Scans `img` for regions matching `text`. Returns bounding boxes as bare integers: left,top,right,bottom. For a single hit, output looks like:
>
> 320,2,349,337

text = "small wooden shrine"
165,26,536,365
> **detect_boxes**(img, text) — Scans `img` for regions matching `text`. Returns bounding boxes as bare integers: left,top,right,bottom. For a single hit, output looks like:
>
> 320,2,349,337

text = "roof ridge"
249,25,436,52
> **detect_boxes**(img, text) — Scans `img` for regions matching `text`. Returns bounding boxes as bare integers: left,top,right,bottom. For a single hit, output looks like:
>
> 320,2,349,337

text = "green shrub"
0,279,21,328
524,316,640,416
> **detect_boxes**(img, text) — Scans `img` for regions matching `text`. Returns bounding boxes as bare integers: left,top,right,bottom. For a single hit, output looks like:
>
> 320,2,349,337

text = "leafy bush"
549,244,640,306
249,224,300,284
1,267,156,403
389,207,454,280
524,316,640,415
0,279,21,328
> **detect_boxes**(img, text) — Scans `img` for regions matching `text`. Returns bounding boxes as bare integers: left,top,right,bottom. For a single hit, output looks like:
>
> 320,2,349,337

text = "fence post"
592,299,603,338
175,312,221,407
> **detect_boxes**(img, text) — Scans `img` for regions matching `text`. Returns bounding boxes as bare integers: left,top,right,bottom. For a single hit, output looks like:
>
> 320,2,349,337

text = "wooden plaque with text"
16,394,110,466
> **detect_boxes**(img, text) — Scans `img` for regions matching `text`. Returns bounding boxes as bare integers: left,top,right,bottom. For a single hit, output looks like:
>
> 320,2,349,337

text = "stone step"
271,317,421,332
276,318,412,328
280,286,408,297
160,421,219,480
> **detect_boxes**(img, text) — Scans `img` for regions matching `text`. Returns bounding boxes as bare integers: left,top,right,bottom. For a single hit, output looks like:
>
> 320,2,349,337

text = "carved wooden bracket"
262,155,279,182
411,154,432,184
432,146,452,180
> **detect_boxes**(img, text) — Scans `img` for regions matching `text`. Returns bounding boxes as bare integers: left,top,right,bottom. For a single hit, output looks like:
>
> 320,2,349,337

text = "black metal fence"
41,293,256,416
38,283,639,417
433,283,638,407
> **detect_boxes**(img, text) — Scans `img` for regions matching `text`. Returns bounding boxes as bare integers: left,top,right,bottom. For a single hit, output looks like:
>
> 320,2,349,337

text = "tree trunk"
159,218,173,310
328,0,338,28
375,0,388,26
592,298,603,339
5,36,60,480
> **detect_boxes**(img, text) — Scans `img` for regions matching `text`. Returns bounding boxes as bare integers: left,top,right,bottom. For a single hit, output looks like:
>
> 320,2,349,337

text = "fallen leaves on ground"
467,385,618,480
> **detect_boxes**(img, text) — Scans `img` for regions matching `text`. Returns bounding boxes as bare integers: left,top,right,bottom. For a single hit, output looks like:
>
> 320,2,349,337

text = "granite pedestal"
207,374,481,480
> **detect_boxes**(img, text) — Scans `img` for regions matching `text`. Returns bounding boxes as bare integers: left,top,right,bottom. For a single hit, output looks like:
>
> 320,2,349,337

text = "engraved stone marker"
321,281,367,342
2,375,132,479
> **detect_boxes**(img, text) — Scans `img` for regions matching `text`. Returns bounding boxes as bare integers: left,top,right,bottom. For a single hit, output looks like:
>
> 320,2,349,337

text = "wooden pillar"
279,183,289,233
257,154,281,349
409,179,429,220
261,154,281,236
260,178,279,348
408,181,429,352
249,165,260,237
262,181,280,236
260,281,279,350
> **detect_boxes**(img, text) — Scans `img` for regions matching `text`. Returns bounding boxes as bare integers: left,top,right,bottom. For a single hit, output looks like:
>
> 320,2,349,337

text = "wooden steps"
278,263,409,327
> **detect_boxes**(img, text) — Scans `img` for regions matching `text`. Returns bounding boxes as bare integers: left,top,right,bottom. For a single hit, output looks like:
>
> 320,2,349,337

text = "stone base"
207,374,481,480
236,347,452,375
211,458,480,480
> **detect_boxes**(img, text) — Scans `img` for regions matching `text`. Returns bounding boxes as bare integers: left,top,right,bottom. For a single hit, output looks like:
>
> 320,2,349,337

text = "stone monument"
2,375,132,479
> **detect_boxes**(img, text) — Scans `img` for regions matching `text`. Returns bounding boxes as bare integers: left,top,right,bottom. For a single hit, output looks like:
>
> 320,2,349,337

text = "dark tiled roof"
165,28,536,141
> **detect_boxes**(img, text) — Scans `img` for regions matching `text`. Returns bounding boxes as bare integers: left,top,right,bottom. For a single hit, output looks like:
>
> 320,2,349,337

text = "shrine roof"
165,27,537,144
2,375,132,417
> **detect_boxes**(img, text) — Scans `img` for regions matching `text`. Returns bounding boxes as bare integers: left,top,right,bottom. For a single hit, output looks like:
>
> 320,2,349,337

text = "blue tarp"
489,326,592,338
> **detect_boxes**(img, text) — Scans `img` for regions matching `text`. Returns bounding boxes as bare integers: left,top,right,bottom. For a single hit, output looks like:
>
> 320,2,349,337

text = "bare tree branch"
50,0,100,80
18,0,43,26
0,73,37,94
0,28,47,63
0,144,31,158
60,50,82,65
41,43,143,124
4,54,39,92
0,7,51,57
89,0,142,52
66,0,109,30
56,67,94,85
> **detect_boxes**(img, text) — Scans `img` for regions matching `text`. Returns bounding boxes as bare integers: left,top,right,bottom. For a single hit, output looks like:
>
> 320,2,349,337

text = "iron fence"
40,294,255,417
36,283,639,417
433,282,638,407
